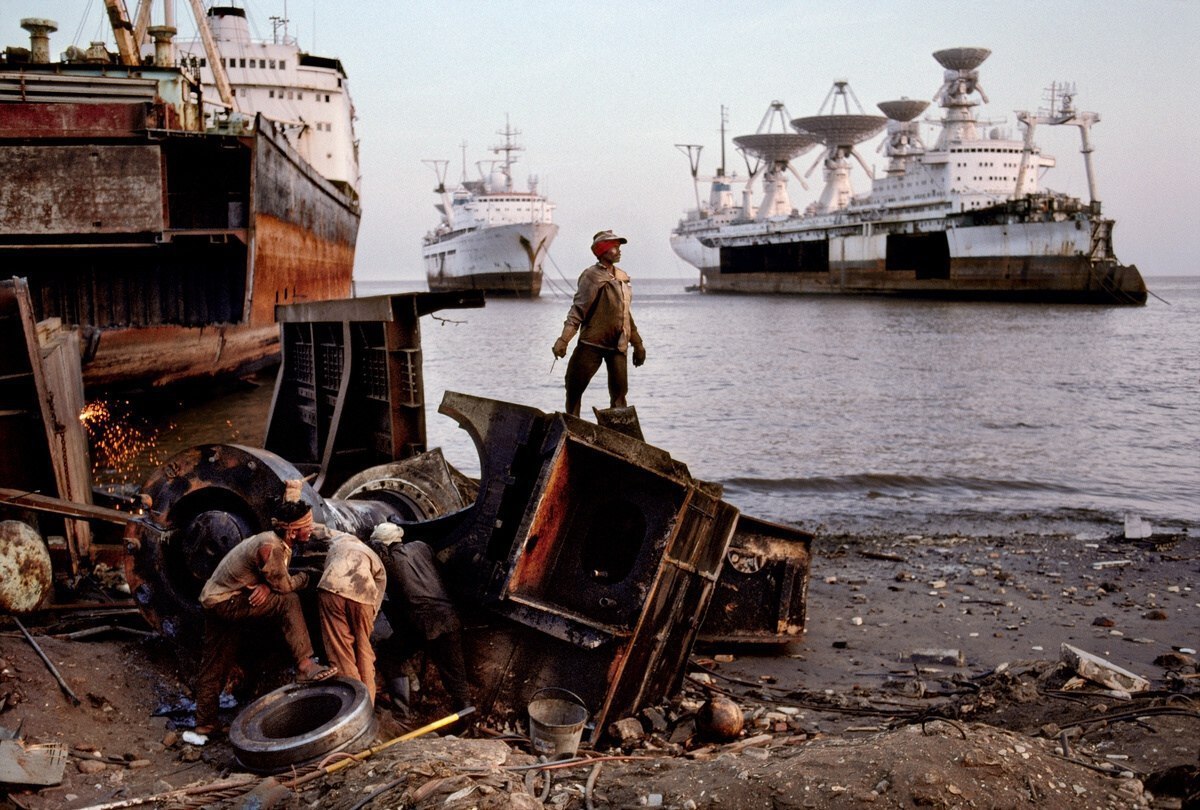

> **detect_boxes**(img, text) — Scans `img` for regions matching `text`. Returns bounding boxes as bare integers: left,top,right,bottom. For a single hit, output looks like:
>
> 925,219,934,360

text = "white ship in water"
423,123,558,298
671,48,1147,305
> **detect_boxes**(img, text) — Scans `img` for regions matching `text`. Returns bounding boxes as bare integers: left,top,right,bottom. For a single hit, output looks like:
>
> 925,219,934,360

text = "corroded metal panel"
0,144,163,234
699,515,813,644
246,118,360,326
266,292,485,493
0,100,148,138
436,393,739,741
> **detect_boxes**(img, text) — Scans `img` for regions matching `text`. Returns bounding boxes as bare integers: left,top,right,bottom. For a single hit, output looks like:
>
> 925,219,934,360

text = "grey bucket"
527,687,588,759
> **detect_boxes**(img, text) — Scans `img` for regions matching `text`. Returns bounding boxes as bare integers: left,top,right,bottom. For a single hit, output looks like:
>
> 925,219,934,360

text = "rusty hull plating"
432,393,740,739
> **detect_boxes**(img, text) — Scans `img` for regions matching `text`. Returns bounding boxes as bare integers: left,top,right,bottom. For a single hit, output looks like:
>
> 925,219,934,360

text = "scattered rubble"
1,531,1196,809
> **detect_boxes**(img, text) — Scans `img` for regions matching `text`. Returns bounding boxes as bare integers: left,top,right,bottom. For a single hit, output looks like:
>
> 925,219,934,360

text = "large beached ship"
0,3,361,389
423,123,557,298
670,48,1146,304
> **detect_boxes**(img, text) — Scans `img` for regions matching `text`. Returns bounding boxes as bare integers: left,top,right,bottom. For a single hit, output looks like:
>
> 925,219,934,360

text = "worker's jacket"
317,533,386,612
199,531,308,608
560,263,642,352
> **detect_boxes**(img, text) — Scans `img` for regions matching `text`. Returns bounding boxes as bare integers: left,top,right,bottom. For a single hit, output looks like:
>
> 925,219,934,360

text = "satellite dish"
732,133,819,164
932,47,991,71
792,114,887,147
877,99,930,122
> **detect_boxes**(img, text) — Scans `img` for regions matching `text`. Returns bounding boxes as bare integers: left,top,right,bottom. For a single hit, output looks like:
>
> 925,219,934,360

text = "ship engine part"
125,444,467,645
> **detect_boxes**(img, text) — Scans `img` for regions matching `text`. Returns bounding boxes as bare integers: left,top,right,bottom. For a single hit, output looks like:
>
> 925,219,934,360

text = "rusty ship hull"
1,4,361,390
0,94,358,389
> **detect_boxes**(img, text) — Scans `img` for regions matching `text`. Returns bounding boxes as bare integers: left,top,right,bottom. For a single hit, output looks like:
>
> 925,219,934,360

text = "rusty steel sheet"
434,392,740,742
266,291,485,495
0,143,164,235
698,514,813,645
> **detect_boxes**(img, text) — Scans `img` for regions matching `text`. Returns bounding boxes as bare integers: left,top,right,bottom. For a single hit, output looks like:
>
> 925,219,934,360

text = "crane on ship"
1015,82,1102,208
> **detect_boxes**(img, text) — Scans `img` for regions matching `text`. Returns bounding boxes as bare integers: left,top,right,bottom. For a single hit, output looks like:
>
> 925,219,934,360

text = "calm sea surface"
119,276,1199,540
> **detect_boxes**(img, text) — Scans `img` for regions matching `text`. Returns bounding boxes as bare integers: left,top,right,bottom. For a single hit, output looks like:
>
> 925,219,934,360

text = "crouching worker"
194,483,338,737
369,522,472,714
317,529,386,703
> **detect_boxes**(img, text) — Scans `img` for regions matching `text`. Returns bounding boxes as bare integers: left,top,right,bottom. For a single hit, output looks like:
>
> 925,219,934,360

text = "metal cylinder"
19,18,57,64
147,25,176,67
0,520,53,613
126,444,463,646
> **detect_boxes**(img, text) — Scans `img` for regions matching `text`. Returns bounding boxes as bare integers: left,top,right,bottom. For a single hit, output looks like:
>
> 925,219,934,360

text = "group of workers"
192,482,468,738
191,228,644,737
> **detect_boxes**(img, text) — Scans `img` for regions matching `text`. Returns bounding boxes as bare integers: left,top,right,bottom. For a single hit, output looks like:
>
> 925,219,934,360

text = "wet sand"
712,531,1197,702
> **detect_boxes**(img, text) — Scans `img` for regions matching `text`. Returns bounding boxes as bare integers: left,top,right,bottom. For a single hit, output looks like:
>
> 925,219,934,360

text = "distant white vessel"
670,48,1146,304
423,123,558,297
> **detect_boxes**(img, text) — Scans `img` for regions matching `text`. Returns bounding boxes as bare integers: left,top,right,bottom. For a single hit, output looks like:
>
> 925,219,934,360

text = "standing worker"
193,482,337,738
369,522,472,715
552,229,646,417
317,530,386,703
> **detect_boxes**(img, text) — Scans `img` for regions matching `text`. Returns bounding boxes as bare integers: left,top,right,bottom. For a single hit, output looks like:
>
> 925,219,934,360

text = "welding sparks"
79,399,170,484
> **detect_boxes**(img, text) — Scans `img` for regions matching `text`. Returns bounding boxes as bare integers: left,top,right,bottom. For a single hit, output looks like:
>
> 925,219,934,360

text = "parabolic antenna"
732,133,819,164
932,47,991,71
792,114,886,147
877,99,930,122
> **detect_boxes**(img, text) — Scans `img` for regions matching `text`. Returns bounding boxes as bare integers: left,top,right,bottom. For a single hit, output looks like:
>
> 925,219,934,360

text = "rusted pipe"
11,616,81,706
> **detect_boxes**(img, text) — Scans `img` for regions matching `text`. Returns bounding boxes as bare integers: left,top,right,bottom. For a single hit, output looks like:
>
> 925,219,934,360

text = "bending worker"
317,530,386,703
194,482,337,737
552,229,646,417
369,522,472,713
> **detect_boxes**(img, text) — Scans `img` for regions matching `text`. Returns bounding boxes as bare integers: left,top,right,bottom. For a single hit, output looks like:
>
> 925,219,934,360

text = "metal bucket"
527,687,588,759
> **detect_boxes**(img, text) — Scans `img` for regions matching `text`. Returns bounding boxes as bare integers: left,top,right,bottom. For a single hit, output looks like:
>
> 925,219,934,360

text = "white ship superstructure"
669,47,1145,304
423,123,558,297
165,5,360,201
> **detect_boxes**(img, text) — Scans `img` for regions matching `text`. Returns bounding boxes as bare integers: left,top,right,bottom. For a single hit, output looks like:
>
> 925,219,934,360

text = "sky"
7,1,1199,281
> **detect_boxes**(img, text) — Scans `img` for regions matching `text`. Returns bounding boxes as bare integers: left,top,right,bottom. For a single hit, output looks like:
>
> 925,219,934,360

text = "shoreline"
738,530,1198,698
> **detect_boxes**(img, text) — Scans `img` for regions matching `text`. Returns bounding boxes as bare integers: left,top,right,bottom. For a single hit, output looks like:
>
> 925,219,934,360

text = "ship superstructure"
0,3,361,388
423,123,558,298
669,48,1146,304
168,6,359,201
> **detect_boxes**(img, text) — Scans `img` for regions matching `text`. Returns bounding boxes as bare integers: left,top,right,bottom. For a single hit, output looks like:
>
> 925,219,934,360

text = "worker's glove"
552,337,569,358
632,345,646,367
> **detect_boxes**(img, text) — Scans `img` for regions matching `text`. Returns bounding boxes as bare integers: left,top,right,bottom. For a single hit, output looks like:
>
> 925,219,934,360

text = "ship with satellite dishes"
670,47,1147,304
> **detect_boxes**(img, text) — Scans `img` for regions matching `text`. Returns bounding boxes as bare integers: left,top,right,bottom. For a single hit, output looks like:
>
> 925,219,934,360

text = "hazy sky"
8,1,1199,282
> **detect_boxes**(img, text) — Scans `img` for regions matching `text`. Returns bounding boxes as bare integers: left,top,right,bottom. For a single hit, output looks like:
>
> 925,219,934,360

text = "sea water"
123,276,1200,540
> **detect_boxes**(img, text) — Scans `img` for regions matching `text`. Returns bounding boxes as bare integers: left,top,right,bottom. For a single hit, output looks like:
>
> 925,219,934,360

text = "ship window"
297,92,303,100
269,90,275,98
280,61,286,69
249,59,256,68
287,91,293,99
325,94,330,102
269,59,277,69
200,58,206,67
239,58,246,68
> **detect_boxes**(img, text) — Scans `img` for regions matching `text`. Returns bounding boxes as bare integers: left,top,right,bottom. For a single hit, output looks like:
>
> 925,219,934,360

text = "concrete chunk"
1060,643,1149,693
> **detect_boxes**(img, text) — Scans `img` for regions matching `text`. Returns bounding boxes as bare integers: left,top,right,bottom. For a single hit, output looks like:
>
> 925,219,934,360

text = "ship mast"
1016,82,1101,208
675,143,704,212
491,117,523,193
423,159,455,228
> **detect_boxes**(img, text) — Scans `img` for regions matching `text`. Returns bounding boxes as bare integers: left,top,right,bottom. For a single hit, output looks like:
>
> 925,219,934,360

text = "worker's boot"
389,676,411,720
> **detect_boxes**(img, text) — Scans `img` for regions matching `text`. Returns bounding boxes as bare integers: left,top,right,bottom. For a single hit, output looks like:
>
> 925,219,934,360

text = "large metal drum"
0,520,52,614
